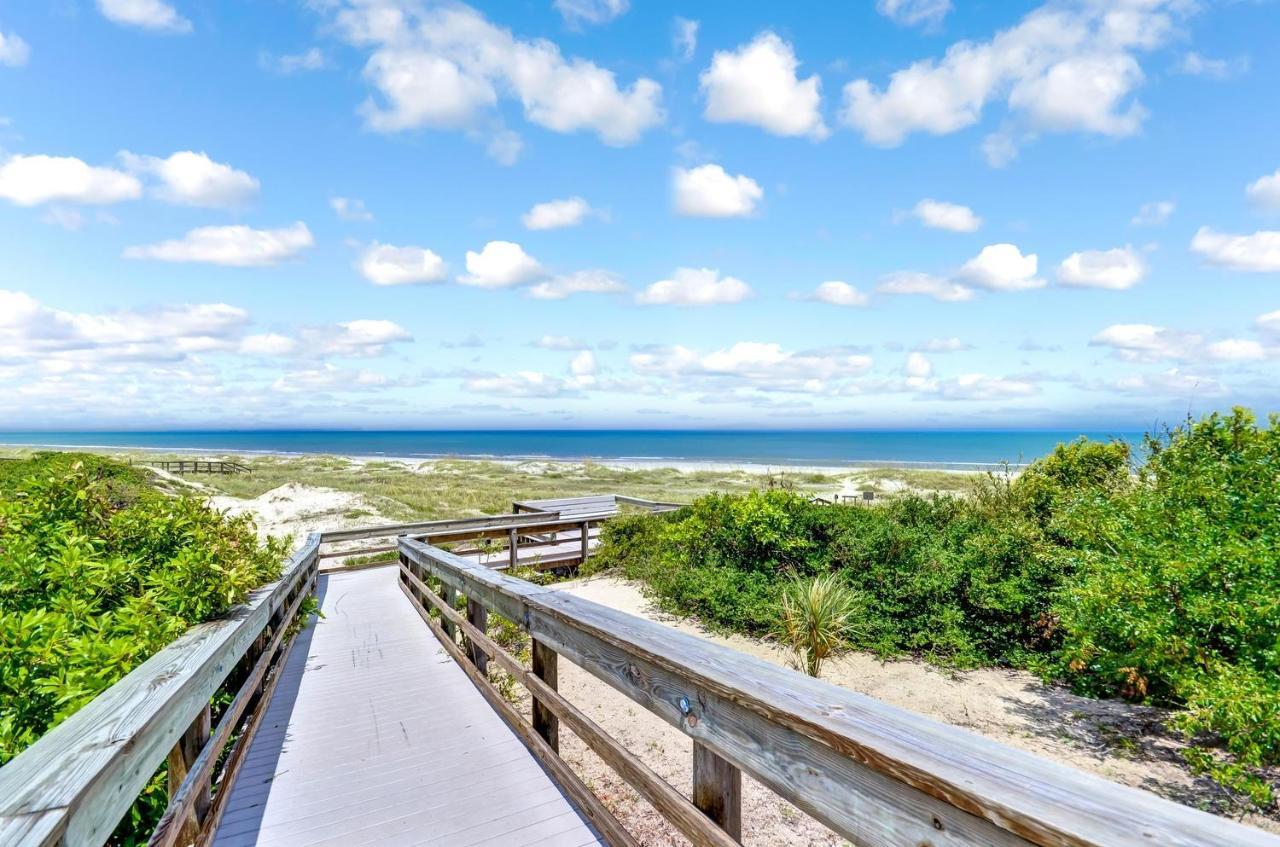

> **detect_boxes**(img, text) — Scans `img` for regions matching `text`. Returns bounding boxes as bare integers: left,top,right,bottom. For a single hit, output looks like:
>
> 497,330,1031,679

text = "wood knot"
932,816,944,831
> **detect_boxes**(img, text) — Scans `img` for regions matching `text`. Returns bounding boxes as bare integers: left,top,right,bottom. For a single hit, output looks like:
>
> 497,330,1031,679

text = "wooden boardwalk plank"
211,567,602,847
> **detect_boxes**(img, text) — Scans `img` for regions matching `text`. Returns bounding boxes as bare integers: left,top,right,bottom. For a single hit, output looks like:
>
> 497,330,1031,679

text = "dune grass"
0,449,865,520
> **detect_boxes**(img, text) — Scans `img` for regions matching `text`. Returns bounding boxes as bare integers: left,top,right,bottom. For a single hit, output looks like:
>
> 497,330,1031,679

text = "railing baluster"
693,741,741,841
531,639,559,753
466,598,488,674
441,584,457,640
165,705,211,845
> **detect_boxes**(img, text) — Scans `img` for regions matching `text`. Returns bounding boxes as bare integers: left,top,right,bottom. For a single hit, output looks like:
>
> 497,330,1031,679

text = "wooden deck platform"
453,527,603,571
210,566,602,847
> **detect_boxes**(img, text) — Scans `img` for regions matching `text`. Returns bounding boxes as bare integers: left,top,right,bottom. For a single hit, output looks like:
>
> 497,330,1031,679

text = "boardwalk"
211,566,603,847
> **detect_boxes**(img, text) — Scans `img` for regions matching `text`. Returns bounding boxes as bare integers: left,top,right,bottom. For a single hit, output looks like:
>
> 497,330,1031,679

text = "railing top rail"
0,534,321,847
319,511,559,544
398,537,1278,847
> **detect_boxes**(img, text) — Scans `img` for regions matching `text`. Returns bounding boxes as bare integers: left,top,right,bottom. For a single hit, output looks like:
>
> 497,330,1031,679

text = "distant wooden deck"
210,567,602,847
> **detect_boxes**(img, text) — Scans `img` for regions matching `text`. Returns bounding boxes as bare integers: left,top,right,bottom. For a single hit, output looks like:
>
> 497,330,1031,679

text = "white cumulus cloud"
1057,246,1145,290
1190,227,1280,273
1178,52,1248,80
358,243,447,285
842,0,1183,157
877,0,952,30
1246,169,1280,210
672,164,762,218
334,2,662,146
875,271,974,302
933,373,1037,400
123,222,314,266
700,32,827,139
913,199,981,232
460,240,544,288
0,154,141,206
569,349,597,376
673,17,698,61
800,280,869,307
1091,324,1199,362
904,351,933,378
119,151,259,208
553,0,628,27
533,335,588,350
0,29,30,66
1206,339,1266,362
957,243,1044,291
527,270,626,300
330,196,373,221
265,47,327,74
522,196,593,230
1132,200,1174,225
97,0,192,33
239,333,298,356
637,267,752,306
308,319,413,358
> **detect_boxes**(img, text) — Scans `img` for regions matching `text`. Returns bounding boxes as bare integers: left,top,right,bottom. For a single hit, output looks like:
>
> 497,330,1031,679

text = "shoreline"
0,441,1016,474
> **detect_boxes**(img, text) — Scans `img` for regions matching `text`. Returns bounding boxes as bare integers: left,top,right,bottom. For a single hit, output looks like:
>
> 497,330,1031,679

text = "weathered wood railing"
150,460,252,475
318,494,683,570
0,534,321,847
397,537,1280,847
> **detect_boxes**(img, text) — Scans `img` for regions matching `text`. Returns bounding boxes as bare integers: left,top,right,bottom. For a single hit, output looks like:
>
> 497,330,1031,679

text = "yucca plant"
777,573,865,678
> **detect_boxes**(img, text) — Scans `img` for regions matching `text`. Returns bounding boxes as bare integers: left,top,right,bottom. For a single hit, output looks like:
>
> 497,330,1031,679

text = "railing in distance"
0,534,321,847
397,536,1280,847
317,494,684,570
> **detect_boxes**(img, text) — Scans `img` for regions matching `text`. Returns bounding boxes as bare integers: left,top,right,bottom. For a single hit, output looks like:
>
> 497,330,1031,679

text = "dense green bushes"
589,409,1278,806
0,454,290,765
1054,410,1279,803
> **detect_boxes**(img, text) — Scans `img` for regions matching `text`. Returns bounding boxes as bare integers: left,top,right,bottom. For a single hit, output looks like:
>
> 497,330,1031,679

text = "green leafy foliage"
1054,409,1280,804
0,454,290,765
591,411,1278,807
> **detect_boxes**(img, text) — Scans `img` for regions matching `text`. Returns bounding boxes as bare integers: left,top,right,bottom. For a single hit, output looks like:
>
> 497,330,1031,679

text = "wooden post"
509,527,518,570
580,521,589,564
531,639,559,752
441,585,457,640
693,741,741,841
166,705,211,844
466,598,488,675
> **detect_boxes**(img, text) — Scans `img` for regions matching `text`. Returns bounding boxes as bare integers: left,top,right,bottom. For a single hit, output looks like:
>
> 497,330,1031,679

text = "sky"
0,0,1278,430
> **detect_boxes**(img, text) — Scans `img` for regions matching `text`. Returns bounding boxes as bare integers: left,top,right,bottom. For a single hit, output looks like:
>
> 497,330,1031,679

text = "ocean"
0,429,1143,469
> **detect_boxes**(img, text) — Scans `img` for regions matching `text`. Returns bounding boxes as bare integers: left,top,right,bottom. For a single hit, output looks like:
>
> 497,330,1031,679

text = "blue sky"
0,0,1277,429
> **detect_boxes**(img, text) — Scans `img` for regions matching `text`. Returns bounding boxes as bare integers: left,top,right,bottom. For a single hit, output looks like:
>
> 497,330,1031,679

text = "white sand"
208,482,390,541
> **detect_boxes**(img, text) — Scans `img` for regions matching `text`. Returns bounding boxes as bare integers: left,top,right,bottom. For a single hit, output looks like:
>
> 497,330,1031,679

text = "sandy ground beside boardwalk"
533,575,1276,845
208,482,391,541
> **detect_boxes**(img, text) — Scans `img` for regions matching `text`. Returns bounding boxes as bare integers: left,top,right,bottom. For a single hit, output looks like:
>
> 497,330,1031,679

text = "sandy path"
530,576,1274,844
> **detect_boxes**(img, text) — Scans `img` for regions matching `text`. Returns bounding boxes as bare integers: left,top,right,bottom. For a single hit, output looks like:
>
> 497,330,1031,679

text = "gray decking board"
211,567,602,847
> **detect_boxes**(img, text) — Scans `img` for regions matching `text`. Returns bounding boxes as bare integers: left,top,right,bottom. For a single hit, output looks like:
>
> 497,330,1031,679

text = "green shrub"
1054,409,1280,804
0,456,290,765
591,410,1278,806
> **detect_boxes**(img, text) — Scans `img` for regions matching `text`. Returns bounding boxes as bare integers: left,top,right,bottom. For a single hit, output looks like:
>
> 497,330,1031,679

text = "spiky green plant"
777,573,864,678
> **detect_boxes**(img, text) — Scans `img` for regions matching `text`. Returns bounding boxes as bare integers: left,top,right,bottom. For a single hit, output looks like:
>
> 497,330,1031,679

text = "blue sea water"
0,429,1142,469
